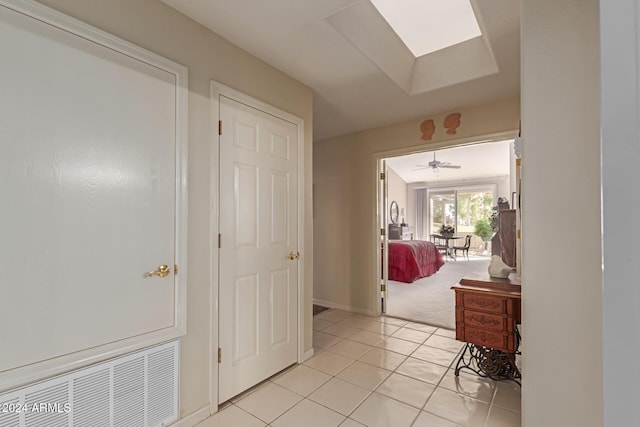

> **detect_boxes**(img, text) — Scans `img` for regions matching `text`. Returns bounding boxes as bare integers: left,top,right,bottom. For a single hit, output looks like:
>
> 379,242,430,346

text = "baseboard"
303,348,314,362
171,404,211,427
313,298,378,317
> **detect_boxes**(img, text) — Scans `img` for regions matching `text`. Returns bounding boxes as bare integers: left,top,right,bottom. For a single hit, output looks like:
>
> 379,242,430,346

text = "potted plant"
474,219,493,253
439,225,455,238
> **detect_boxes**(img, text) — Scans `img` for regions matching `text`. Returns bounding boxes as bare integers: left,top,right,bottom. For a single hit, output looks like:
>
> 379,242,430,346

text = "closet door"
218,95,299,402
0,0,187,389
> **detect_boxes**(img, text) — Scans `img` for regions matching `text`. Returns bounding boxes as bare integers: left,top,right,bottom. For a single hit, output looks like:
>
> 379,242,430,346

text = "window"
430,191,456,234
455,188,494,234
370,0,482,57
427,186,495,235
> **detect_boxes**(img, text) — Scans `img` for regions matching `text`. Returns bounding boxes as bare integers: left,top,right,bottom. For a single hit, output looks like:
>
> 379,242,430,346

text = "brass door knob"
146,264,171,278
288,251,300,260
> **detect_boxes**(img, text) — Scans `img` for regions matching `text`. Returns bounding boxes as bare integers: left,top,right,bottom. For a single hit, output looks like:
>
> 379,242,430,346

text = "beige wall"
386,166,408,225
521,0,602,425
314,98,519,313
37,0,313,419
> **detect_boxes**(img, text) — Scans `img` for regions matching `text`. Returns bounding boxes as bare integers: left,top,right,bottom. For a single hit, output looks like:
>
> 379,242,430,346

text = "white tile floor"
197,310,521,427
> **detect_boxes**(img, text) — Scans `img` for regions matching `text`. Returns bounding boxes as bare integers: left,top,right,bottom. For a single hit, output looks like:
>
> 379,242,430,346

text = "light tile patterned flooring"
198,310,521,427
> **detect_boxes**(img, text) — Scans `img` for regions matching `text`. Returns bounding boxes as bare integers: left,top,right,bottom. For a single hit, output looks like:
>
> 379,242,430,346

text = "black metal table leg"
454,343,521,386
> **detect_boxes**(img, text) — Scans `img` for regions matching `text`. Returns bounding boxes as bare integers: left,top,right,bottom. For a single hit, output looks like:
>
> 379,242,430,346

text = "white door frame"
209,81,305,411
372,131,517,315
380,159,388,312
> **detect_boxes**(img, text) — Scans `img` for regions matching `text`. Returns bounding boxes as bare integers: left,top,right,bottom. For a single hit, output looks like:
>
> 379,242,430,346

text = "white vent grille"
0,397,20,427
24,383,69,427
114,356,145,427
0,341,178,427
72,370,110,427
147,347,176,426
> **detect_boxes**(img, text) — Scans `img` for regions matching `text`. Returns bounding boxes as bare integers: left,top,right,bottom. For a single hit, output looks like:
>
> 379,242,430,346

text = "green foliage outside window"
474,219,493,242
430,189,494,238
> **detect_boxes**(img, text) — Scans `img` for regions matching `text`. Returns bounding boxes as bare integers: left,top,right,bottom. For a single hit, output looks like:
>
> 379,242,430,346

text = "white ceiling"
385,139,513,184
160,0,520,141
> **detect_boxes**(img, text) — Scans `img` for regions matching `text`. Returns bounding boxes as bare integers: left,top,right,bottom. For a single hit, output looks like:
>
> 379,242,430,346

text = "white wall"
601,0,640,425
36,0,314,420
521,0,602,425
387,166,408,225
314,98,519,313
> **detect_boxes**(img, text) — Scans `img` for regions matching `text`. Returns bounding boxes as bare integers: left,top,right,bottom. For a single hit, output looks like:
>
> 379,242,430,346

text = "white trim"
0,0,188,394
374,158,384,315
170,405,211,427
377,130,518,159
372,130,518,316
302,348,315,362
411,177,508,191
381,159,389,313
425,183,498,194
209,81,305,409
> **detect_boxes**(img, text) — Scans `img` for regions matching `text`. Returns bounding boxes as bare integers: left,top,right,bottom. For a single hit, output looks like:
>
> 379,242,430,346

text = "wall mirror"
390,200,399,224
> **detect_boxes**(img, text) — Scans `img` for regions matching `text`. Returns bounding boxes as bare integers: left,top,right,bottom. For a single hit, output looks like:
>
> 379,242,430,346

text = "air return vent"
0,341,178,427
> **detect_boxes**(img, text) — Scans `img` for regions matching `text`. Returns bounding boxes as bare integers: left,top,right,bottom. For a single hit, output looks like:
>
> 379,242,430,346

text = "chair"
453,234,472,260
430,234,448,256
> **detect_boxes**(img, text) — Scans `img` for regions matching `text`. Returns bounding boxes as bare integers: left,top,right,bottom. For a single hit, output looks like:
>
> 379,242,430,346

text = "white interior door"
218,95,298,403
0,1,185,380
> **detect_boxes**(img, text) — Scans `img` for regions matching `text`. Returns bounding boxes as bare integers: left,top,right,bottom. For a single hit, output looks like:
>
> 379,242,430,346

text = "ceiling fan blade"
415,153,461,170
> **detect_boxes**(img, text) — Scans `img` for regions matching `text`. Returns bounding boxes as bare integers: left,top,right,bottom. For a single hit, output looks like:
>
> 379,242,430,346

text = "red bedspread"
388,240,445,283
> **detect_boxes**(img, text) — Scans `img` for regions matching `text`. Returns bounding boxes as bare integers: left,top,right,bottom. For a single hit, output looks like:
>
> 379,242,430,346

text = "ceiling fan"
414,152,461,171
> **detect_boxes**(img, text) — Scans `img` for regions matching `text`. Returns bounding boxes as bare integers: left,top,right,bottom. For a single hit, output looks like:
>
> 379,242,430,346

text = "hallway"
199,310,521,426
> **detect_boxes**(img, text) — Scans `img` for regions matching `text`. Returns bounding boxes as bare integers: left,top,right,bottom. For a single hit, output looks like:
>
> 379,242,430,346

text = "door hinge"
218,120,222,135
380,172,385,180
381,284,386,292
218,233,222,248
218,347,222,363
380,228,385,236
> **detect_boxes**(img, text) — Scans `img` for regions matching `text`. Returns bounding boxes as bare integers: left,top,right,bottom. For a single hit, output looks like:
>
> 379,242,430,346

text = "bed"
387,240,445,283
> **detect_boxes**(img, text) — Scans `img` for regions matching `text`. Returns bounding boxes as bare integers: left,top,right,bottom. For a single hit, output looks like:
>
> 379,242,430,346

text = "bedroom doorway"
377,138,517,328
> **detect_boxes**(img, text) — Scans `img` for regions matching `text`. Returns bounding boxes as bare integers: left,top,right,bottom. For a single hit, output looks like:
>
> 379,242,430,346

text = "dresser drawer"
461,310,506,332
457,325,516,353
461,293,505,314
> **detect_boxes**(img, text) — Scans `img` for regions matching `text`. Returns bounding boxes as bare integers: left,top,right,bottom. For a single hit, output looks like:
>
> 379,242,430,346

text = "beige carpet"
385,256,491,330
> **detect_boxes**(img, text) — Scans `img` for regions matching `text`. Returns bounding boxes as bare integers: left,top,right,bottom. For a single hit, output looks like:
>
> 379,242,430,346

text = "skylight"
370,0,482,57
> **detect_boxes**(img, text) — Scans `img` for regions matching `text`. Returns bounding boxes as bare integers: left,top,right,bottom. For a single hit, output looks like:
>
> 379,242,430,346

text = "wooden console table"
451,272,521,384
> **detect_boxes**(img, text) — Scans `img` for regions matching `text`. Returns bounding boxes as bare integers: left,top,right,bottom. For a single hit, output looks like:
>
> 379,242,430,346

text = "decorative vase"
488,255,512,278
